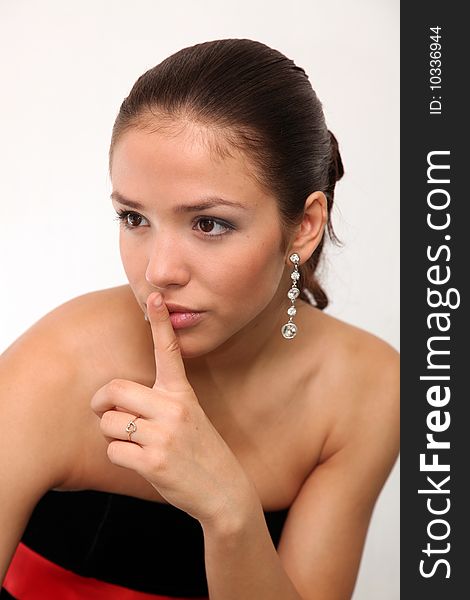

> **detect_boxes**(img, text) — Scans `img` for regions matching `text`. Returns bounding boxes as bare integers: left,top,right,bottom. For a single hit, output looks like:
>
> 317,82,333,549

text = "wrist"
200,480,262,539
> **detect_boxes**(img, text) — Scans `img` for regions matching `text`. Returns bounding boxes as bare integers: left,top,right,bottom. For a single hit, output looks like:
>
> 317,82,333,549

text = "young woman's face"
110,122,290,358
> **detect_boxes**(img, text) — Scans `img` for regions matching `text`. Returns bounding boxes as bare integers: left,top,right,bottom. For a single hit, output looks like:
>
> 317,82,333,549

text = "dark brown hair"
109,38,344,309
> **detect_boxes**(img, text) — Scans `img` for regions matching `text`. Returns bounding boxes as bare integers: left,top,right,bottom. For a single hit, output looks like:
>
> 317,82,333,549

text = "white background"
0,1,399,598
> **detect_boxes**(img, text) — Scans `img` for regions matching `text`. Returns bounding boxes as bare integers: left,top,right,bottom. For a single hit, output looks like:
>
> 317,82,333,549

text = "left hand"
91,291,255,526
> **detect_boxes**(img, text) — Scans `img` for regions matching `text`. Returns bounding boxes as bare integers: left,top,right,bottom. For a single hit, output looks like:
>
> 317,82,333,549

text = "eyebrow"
110,191,248,213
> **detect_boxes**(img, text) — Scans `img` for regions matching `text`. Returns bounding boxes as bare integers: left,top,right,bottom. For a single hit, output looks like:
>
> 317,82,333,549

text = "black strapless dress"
2,489,289,599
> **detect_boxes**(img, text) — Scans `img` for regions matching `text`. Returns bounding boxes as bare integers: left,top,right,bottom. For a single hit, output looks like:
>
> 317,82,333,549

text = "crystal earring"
281,253,300,339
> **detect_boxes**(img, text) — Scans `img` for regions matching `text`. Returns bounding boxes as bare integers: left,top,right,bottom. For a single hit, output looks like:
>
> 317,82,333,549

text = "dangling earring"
281,253,300,339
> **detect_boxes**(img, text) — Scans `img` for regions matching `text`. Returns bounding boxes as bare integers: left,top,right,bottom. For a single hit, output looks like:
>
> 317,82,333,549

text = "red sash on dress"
4,542,209,600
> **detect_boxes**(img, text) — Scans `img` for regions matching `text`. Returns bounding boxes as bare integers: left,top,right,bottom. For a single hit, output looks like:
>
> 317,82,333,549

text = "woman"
0,38,399,599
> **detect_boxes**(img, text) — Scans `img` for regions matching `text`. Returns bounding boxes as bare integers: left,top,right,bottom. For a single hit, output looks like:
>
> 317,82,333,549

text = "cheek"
207,239,284,303
119,235,143,283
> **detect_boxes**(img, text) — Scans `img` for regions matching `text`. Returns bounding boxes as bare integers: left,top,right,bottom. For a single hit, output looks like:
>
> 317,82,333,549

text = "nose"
145,236,191,289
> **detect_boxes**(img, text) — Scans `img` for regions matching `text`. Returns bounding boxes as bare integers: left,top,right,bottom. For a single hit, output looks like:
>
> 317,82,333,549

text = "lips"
165,303,202,314
144,301,202,314
143,300,205,329
169,311,204,329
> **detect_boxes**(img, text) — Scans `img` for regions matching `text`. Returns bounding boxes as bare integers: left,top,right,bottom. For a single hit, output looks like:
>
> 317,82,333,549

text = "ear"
287,191,327,264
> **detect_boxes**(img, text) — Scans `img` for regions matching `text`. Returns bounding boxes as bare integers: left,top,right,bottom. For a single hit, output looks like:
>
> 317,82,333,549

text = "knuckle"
107,378,126,395
90,392,99,412
170,402,191,423
164,338,181,355
107,441,120,463
100,410,117,430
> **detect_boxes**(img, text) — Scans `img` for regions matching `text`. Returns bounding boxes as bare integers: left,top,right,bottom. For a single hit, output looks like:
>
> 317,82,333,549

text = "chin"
175,326,234,360
177,339,212,360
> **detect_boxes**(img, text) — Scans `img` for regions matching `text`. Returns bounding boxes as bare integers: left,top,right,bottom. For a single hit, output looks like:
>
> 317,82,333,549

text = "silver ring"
125,415,140,442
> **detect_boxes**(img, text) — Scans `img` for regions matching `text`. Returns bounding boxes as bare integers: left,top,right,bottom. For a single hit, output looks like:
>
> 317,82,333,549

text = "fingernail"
153,293,163,308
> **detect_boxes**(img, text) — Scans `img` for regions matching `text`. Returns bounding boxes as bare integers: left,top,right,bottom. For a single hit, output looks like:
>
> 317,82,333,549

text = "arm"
0,313,80,583
200,344,400,600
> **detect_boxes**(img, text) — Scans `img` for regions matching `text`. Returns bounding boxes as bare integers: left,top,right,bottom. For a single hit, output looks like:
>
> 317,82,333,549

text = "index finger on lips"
146,292,190,392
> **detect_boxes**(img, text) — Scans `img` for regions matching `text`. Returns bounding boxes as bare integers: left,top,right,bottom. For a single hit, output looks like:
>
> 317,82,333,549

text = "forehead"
110,123,272,209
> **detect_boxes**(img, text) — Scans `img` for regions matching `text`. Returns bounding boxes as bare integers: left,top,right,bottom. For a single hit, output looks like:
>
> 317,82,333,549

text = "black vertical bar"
401,2,468,598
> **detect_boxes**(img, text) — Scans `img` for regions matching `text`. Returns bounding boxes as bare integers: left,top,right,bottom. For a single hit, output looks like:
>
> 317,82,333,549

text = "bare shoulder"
303,308,399,466
16,285,153,379
310,307,399,389
312,307,398,365
0,284,153,486
0,284,152,472
0,284,146,577
2,285,118,419
276,310,399,599
21,284,146,355
3,284,136,350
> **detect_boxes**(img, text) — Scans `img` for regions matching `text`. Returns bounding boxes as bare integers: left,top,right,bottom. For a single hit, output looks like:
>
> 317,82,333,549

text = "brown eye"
127,213,143,227
192,216,235,239
198,218,215,233
114,210,149,230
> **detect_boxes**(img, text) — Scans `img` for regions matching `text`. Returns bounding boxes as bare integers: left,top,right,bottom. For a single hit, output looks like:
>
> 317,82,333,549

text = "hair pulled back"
109,38,344,309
